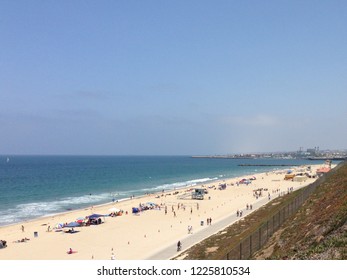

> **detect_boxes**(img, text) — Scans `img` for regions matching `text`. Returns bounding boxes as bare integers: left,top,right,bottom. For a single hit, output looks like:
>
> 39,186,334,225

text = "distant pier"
238,164,300,167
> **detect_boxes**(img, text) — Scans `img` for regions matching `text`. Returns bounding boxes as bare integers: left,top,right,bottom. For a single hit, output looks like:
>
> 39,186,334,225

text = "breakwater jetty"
238,164,300,167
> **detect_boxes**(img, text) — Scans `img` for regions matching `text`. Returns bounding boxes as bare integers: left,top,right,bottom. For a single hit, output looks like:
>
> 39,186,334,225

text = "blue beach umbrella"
65,221,81,228
87,214,105,219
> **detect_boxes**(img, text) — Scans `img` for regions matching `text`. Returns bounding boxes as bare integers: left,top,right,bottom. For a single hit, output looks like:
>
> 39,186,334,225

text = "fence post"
250,235,252,257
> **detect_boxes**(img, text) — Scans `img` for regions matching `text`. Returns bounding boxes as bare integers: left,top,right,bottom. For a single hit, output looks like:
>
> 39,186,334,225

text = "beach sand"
0,163,330,260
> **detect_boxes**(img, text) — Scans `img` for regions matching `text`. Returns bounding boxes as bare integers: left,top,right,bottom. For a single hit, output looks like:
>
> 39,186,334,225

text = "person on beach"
111,252,115,260
177,241,182,251
21,225,24,232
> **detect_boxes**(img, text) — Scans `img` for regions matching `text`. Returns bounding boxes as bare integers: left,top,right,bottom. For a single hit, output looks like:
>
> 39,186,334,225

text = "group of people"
237,202,255,217
109,211,123,217
14,237,30,243
253,188,266,199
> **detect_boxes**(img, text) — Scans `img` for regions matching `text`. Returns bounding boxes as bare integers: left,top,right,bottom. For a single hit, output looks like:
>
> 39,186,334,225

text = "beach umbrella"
108,207,121,213
65,221,81,228
87,213,105,219
54,223,64,229
146,202,156,207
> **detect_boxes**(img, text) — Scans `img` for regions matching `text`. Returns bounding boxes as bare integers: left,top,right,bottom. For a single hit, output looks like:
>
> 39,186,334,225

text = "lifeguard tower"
192,188,205,200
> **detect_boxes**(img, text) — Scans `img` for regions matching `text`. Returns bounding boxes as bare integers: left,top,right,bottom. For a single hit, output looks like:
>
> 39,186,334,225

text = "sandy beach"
0,163,330,260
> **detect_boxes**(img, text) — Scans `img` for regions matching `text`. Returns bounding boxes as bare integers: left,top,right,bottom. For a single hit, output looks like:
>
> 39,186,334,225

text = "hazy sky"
1,1,346,155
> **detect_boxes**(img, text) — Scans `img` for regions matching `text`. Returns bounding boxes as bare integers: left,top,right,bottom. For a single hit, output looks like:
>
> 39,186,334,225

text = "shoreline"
0,163,329,260
0,169,257,229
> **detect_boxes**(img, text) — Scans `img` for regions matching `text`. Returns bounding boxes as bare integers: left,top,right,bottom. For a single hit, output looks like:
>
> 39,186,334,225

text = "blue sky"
1,1,346,155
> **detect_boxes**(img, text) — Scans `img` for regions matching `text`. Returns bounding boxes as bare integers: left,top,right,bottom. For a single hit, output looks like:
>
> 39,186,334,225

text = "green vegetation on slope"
176,161,347,260
255,161,347,260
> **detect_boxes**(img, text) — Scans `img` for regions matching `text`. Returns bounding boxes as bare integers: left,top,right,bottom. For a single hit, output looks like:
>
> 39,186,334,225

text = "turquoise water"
0,155,320,226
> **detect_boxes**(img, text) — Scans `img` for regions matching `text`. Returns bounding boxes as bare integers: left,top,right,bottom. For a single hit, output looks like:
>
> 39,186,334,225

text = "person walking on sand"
21,225,24,232
177,240,182,251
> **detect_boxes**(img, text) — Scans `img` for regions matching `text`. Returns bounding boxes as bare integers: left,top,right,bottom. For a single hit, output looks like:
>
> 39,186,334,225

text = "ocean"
0,155,321,227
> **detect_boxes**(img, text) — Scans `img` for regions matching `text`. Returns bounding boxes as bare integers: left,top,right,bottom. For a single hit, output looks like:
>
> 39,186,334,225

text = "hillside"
254,161,347,259
175,161,347,260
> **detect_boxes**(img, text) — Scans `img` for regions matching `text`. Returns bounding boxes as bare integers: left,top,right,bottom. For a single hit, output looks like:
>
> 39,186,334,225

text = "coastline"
0,163,329,260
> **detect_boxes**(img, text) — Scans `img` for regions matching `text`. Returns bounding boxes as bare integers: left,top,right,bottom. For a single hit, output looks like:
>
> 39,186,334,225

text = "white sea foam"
0,176,223,226
150,177,218,192
0,194,112,226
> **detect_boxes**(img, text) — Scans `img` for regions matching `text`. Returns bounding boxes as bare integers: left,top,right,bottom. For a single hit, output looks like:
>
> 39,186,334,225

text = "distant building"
307,147,319,156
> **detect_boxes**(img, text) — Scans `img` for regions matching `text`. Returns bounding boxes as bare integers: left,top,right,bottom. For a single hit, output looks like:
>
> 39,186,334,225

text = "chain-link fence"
223,162,344,260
